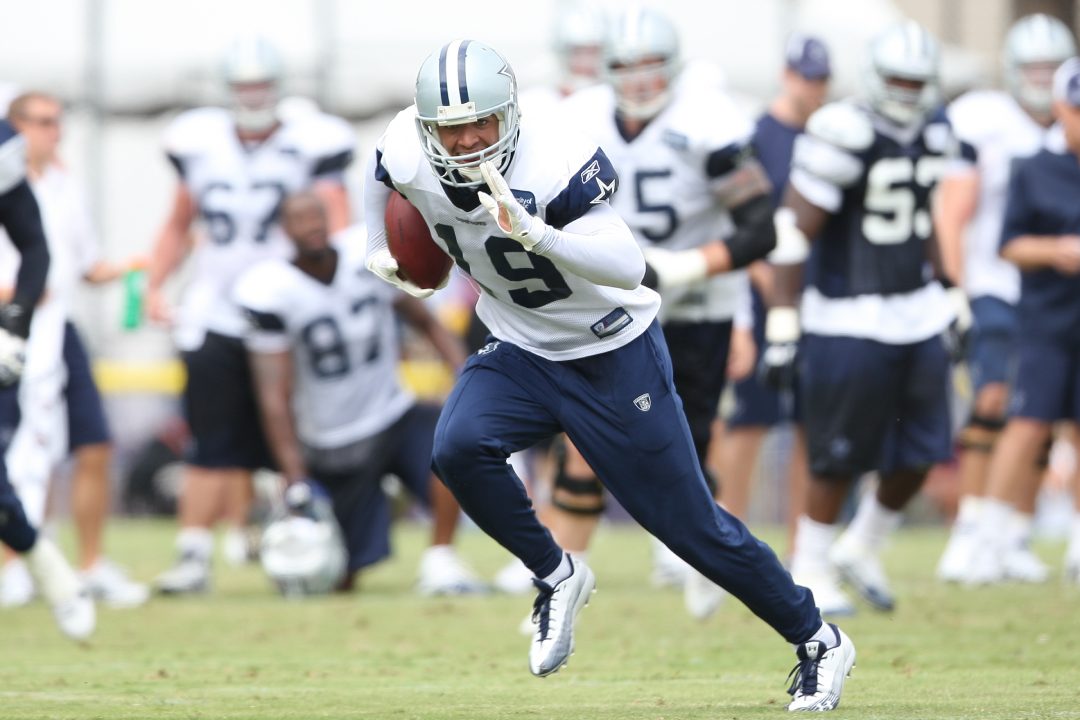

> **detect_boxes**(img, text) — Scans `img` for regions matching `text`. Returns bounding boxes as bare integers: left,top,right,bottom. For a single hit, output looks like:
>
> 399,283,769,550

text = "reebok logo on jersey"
477,340,501,355
580,159,601,184
633,393,652,412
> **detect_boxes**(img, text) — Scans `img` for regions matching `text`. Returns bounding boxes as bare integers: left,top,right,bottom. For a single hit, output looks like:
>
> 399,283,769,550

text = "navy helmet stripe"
458,40,471,103
438,42,451,106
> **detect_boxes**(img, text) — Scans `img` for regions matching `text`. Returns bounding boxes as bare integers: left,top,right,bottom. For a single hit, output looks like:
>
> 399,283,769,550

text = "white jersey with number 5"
373,108,660,361
947,90,1047,305
165,106,355,349
562,82,753,323
233,228,413,449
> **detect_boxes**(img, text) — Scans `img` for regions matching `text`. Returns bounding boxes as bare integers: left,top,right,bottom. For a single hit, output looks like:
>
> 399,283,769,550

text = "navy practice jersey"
752,112,800,208
1000,129,1080,348
791,102,974,299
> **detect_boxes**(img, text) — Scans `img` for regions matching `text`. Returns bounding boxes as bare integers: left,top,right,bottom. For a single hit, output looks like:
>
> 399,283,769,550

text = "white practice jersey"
947,90,1047,305
165,106,355,349
372,108,660,361
562,82,752,323
233,228,414,449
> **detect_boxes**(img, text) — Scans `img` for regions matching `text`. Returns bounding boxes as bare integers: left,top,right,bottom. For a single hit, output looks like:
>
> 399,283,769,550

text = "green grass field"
1,520,1077,720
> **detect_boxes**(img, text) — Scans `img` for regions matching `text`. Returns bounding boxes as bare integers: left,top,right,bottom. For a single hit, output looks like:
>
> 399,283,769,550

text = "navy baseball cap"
785,34,831,80
1053,56,1080,106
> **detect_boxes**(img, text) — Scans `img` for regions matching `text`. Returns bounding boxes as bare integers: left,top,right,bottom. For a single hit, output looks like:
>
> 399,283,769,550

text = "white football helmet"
414,40,520,188
552,4,607,94
864,21,941,127
260,486,346,597
222,34,283,133
605,5,681,120
1004,14,1077,116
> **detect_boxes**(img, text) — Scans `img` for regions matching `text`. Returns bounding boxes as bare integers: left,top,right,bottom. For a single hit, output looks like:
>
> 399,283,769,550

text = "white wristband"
765,306,800,343
768,208,810,265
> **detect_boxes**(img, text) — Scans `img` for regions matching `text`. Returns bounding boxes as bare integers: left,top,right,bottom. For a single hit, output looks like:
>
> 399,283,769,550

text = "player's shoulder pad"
163,107,231,157
665,88,756,174
535,130,619,229
806,101,875,153
282,111,356,172
558,84,613,119
234,258,297,319
375,107,425,188
0,119,27,195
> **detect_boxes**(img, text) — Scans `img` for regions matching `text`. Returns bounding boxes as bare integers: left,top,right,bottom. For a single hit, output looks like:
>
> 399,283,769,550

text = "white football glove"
642,247,709,291
477,161,553,252
0,325,26,388
366,248,436,299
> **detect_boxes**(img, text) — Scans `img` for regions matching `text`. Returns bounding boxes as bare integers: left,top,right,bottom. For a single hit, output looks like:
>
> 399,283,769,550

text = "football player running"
146,34,356,594
364,38,854,711
235,191,486,595
764,22,973,616
936,14,1076,585
549,5,778,620
0,117,94,640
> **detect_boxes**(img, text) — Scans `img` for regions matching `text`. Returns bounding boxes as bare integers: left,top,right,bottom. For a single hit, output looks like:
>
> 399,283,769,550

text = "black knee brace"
958,413,1006,453
552,469,605,516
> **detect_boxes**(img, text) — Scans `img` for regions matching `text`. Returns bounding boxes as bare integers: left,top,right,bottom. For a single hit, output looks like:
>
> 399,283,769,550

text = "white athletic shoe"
650,537,690,589
0,558,35,607
787,624,856,712
528,556,596,677
82,559,150,608
684,569,726,620
1002,546,1049,584
936,527,978,583
963,543,1005,586
494,558,536,595
793,571,856,618
26,538,96,641
154,553,211,595
830,538,895,612
416,545,489,596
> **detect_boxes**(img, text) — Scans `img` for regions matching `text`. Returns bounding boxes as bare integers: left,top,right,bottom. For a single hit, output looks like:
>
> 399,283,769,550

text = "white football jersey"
947,90,1047,305
233,228,414,449
373,108,660,362
562,82,752,323
165,106,355,349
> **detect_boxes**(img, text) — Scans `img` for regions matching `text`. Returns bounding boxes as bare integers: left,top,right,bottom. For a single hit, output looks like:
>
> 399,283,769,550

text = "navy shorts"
181,331,274,470
1009,342,1080,423
967,296,1018,393
62,322,111,449
662,319,731,470
728,287,799,428
801,334,952,478
308,403,440,573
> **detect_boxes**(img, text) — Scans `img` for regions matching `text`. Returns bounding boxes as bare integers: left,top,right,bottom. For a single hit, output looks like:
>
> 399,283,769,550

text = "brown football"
385,192,452,290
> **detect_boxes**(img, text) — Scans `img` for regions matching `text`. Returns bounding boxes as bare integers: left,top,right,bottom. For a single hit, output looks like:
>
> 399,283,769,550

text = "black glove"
0,303,28,388
758,307,800,391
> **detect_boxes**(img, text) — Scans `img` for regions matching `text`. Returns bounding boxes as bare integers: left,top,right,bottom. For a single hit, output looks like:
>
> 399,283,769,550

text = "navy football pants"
432,321,821,644
0,384,37,553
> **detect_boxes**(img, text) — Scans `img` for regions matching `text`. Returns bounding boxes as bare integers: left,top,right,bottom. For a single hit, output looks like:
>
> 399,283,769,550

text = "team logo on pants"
633,393,652,412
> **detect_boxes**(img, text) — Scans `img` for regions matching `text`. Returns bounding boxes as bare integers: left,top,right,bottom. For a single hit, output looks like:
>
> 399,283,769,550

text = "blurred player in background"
235,192,485,594
936,14,1077,585
365,38,854,710
0,91,148,609
146,34,355,594
0,115,94,640
718,34,831,552
550,4,779,620
763,21,971,616
966,58,1080,585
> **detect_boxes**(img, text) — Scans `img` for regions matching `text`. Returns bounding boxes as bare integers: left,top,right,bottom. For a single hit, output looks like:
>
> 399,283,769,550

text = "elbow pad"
725,194,777,270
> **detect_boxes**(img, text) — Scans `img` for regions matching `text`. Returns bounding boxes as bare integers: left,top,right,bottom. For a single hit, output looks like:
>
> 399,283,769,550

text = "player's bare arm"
146,184,197,324
933,169,980,285
393,296,468,372
249,348,308,484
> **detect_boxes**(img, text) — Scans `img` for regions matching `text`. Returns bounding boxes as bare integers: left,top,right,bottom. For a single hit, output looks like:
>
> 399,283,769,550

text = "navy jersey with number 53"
791,102,973,298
